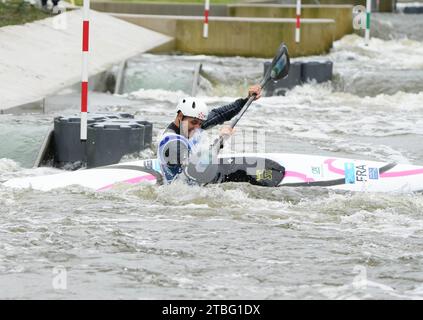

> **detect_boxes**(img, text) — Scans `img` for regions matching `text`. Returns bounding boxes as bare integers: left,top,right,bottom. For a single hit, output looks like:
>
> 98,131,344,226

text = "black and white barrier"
36,113,153,170
263,60,333,96
403,6,423,14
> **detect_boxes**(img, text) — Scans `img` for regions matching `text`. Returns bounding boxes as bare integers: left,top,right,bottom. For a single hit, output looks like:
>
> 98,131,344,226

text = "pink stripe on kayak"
324,159,345,175
96,174,156,191
284,171,315,183
381,168,423,178
324,158,423,178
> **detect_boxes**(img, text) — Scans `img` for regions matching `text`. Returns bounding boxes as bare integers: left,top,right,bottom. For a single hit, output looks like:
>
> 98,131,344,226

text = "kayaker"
158,85,262,183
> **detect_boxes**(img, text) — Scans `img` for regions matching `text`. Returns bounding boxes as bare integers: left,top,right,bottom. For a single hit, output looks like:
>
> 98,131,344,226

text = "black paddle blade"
184,162,220,185
218,157,286,187
270,43,290,81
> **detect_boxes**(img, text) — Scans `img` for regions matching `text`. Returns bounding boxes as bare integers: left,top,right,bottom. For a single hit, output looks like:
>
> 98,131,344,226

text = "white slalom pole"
365,0,371,46
203,0,210,38
295,0,301,43
80,0,90,141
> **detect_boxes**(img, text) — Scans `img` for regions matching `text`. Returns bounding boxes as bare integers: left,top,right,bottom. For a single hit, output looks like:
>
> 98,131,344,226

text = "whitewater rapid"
1,15,423,299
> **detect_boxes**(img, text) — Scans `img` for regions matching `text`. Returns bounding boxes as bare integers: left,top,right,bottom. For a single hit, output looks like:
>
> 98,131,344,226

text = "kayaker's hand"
220,126,235,139
248,84,262,100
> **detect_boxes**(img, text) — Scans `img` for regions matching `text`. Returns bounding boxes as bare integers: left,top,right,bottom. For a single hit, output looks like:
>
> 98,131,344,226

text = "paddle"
213,42,290,153
185,43,291,184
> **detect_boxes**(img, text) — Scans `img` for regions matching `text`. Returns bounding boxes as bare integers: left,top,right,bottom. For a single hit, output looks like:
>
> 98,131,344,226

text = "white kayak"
3,153,423,193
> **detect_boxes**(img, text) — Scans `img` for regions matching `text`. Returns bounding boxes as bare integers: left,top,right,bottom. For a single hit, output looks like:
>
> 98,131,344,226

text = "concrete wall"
228,4,353,40
91,2,350,57
113,14,336,58
91,0,395,14
274,0,394,12
91,2,228,16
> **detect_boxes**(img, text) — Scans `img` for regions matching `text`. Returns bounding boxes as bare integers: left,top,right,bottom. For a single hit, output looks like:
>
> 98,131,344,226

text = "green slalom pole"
365,0,371,46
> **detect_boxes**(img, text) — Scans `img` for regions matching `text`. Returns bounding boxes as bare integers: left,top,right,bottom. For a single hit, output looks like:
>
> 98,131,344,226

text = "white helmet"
176,97,208,121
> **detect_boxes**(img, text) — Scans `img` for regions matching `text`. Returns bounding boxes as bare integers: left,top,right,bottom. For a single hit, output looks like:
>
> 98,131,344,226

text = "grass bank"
98,0,243,3
0,0,52,28
69,0,243,6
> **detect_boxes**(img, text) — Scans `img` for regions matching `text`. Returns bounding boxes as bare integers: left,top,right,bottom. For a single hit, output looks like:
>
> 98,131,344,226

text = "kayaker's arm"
201,85,262,130
201,98,248,130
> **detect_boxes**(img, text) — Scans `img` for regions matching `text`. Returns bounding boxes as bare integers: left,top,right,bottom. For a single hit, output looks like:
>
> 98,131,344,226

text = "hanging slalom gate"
295,0,301,43
80,0,91,140
365,0,371,46
29,2,154,171
203,0,210,38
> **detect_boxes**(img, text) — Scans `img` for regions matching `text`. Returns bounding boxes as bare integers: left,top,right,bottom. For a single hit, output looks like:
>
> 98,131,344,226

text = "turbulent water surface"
1,14,423,299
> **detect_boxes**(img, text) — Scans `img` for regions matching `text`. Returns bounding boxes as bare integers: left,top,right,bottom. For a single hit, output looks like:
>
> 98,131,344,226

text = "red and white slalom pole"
295,0,301,43
80,0,90,141
203,0,210,38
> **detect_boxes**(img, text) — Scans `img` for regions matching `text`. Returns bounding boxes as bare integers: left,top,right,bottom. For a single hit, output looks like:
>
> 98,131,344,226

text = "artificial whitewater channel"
1,13,423,299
